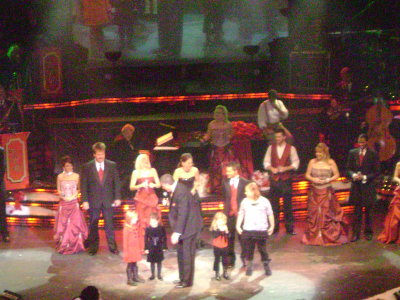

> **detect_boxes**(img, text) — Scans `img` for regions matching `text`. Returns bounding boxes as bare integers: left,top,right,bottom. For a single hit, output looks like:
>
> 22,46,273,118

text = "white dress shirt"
263,142,300,170
96,161,104,172
229,176,240,189
257,99,289,128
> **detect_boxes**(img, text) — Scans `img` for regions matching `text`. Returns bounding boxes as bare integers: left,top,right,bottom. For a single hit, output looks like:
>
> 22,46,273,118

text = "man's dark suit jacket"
80,159,121,209
222,177,248,217
346,148,380,206
168,182,203,240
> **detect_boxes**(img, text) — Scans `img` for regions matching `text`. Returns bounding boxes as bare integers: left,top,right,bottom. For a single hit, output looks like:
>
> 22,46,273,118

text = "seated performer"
263,128,299,235
346,134,380,242
378,161,400,244
302,143,349,246
257,89,292,142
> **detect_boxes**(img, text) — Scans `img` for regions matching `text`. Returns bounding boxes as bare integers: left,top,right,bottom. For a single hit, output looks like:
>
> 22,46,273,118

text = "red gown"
134,177,161,250
378,187,400,244
123,223,142,263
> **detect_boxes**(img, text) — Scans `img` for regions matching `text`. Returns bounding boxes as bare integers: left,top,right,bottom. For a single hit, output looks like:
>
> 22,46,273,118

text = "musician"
257,89,292,142
346,134,380,242
263,128,299,235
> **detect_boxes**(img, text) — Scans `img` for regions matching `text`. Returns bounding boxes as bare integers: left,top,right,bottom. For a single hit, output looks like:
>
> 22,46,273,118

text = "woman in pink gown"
130,154,161,250
378,162,400,244
302,143,349,246
54,156,88,254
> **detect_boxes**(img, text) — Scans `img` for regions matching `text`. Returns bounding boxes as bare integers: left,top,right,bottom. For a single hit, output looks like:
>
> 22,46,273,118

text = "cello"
365,97,396,161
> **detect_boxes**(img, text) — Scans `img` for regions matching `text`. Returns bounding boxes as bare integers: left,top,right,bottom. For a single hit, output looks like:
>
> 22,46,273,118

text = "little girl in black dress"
145,212,167,280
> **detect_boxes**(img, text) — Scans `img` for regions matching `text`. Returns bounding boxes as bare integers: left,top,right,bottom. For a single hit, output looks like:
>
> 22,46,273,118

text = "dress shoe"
109,248,119,255
87,248,97,256
173,280,182,285
157,275,163,280
149,275,155,280
175,282,191,288
365,233,373,241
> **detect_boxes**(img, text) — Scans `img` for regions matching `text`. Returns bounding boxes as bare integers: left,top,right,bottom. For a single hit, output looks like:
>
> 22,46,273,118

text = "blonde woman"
130,154,161,249
201,105,235,193
302,143,348,245
210,212,230,281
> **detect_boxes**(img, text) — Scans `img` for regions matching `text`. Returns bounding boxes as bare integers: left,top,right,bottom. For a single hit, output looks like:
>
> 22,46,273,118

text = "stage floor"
1,219,400,300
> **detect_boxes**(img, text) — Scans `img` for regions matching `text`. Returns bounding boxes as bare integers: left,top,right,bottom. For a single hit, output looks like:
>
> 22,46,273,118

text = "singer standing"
346,134,380,241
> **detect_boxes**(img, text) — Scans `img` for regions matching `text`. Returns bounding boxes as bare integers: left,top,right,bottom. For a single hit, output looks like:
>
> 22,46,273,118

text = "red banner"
36,47,63,99
0,132,30,190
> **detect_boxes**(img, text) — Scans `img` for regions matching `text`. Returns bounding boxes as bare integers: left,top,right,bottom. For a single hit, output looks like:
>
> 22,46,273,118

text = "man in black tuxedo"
346,134,380,242
162,174,203,288
0,146,10,242
222,162,248,268
81,142,121,255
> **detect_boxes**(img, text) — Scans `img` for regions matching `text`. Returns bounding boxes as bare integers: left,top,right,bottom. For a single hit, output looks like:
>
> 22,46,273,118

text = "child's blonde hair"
210,212,227,231
125,210,138,224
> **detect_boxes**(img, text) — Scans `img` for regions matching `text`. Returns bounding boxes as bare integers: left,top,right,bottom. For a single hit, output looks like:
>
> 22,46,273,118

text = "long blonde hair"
135,153,150,171
210,212,227,231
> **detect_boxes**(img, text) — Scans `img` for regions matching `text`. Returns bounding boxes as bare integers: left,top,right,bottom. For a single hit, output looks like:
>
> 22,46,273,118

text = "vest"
271,143,292,181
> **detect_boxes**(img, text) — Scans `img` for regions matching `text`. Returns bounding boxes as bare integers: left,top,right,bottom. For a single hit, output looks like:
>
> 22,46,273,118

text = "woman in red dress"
201,105,235,194
378,162,400,244
302,143,349,246
130,153,161,249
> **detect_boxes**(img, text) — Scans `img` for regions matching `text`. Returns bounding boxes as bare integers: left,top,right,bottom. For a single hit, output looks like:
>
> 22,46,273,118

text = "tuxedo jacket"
80,159,121,209
222,177,248,217
168,181,203,240
346,148,380,206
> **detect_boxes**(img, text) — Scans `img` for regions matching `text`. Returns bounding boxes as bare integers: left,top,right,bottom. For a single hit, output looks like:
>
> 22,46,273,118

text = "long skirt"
378,188,400,244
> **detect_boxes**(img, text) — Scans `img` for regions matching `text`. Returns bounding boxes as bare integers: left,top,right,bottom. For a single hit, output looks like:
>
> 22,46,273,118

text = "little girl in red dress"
123,210,145,286
210,212,230,280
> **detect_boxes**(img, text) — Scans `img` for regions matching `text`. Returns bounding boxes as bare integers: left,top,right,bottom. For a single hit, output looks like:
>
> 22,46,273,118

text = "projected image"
72,0,288,63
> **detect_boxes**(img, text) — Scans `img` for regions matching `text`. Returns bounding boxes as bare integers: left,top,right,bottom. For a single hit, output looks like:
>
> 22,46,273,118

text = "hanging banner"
36,47,63,99
0,132,30,190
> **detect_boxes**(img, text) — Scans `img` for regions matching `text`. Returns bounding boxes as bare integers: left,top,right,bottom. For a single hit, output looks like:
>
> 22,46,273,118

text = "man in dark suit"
0,146,10,243
81,142,121,255
162,174,203,288
346,134,380,242
222,162,248,268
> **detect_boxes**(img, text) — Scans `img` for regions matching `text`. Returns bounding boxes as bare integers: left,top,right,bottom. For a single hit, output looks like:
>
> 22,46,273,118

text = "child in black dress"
210,212,230,280
145,212,167,280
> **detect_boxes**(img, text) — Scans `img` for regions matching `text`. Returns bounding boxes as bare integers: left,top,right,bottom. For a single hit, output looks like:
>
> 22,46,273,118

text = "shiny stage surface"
1,216,400,300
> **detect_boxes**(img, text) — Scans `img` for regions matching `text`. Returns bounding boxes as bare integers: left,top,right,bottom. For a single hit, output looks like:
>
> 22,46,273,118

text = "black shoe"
157,275,163,280
365,233,373,241
215,272,221,281
245,261,253,276
87,248,97,256
149,275,155,280
110,248,119,255
241,257,247,268
173,280,182,284
175,282,191,288
264,261,272,276
351,234,360,242
222,269,230,280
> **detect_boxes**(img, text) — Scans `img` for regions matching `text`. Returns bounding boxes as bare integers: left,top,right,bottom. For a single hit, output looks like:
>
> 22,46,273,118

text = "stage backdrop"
0,132,30,190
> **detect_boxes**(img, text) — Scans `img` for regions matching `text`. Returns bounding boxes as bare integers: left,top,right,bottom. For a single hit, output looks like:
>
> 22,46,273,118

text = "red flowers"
232,121,263,142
